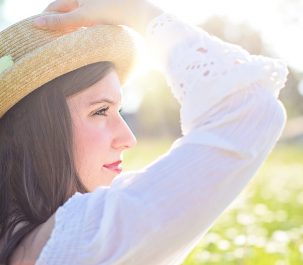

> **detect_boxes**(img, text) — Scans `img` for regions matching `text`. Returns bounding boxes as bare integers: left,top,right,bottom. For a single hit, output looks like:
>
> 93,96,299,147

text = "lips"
104,160,122,168
103,160,122,174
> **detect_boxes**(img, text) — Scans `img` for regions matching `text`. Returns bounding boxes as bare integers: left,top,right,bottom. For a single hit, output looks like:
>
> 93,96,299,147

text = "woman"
0,0,288,264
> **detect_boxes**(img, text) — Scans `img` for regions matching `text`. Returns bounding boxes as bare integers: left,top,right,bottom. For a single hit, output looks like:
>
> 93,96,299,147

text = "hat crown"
0,12,138,118
0,13,68,62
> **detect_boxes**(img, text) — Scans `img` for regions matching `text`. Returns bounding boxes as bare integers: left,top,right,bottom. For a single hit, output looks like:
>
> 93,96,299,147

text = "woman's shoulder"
35,189,110,264
10,191,89,264
9,214,55,265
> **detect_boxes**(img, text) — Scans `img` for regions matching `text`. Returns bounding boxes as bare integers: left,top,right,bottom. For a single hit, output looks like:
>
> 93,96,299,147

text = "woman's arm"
36,8,288,265
34,0,164,36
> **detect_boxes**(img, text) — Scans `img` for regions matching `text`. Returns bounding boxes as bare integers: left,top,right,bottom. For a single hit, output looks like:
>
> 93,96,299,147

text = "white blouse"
36,12,288,265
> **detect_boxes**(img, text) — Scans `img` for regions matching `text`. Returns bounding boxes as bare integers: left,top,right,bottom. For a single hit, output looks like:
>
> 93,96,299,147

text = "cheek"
73,120,111,165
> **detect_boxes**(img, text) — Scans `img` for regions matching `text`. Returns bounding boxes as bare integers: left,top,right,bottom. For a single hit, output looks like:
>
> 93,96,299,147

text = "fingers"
43,0,79,13
33,9,94,31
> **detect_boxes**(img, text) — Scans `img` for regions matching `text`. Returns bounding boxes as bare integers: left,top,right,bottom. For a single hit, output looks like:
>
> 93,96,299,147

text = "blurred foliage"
280,71,303,117
201,16,264,55
181,143,303,265
123,137,175,170
123,140,303,264
125,71,181,138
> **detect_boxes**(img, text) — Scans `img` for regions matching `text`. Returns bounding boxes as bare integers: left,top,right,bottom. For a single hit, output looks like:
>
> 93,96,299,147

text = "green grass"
122,137,175,170
123,139,303,265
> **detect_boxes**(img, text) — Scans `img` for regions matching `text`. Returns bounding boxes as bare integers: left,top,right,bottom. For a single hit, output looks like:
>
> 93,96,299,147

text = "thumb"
33,10,94,31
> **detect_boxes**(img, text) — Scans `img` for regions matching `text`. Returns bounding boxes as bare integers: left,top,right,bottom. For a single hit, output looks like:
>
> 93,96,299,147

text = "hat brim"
0,13,139,118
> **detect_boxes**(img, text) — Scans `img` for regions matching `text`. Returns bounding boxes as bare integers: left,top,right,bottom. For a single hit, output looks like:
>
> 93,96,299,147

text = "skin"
66,70,137,192
9,214,56,265
34,0,163,36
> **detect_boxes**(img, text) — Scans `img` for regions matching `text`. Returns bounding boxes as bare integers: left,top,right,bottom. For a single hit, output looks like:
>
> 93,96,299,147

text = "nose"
112,116,137,150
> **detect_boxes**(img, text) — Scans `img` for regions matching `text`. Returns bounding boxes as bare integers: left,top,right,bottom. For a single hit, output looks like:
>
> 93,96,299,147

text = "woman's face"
67,70,137,192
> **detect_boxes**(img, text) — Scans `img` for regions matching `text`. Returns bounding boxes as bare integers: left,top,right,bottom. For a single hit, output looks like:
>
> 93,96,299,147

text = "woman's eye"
94,107,123,117
94,106,110,116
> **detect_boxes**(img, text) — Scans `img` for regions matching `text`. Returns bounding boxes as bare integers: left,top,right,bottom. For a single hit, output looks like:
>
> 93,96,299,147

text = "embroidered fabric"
144,13,288,134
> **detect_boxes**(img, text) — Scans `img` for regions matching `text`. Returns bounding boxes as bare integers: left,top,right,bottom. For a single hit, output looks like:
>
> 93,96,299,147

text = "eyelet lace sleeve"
144,13,288,134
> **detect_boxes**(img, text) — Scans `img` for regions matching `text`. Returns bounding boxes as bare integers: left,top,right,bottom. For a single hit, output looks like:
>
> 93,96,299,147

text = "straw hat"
0,12,139,118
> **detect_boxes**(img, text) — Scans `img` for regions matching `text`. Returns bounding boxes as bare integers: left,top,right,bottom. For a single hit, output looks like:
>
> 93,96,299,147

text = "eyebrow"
88,98,121,106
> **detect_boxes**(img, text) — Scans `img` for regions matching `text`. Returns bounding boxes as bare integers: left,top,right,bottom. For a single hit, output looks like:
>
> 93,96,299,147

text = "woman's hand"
34,0,163,36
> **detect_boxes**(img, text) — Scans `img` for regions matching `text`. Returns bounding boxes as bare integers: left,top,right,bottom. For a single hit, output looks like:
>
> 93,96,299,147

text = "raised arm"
35,3,288,265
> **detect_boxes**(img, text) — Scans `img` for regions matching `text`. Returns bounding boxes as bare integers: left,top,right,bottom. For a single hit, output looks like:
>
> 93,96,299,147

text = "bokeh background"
1,0,303,264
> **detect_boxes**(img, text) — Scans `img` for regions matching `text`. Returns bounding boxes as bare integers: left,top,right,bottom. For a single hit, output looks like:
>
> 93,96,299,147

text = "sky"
1,0,302,72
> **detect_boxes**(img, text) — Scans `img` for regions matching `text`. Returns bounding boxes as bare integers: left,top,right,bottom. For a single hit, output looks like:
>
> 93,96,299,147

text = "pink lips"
103,160,122,174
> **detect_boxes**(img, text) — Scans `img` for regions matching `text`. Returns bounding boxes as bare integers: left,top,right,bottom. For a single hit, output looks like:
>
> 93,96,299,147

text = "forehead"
68,70,122,106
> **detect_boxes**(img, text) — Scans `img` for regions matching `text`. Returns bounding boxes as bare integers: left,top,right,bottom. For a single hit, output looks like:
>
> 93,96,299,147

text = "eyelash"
94,107,123,116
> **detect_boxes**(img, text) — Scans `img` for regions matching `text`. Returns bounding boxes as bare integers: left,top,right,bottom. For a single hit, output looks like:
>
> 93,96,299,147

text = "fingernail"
34,17,46,28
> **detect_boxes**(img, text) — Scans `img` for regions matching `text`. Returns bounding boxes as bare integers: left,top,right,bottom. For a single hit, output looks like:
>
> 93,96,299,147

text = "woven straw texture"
0,12,139,118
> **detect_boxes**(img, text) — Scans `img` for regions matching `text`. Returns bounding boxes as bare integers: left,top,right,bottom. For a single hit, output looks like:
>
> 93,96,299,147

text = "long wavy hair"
0,61,116,263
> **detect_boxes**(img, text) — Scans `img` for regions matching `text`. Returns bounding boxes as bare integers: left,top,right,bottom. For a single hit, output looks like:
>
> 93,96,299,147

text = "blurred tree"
0,0,5,20
279,70,303,117
200,16,264,55
127,70,181,138
275,0,303,118
0,0,4,11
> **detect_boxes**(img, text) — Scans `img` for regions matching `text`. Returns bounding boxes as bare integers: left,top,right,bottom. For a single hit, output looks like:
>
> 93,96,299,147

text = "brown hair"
0,61,116,263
